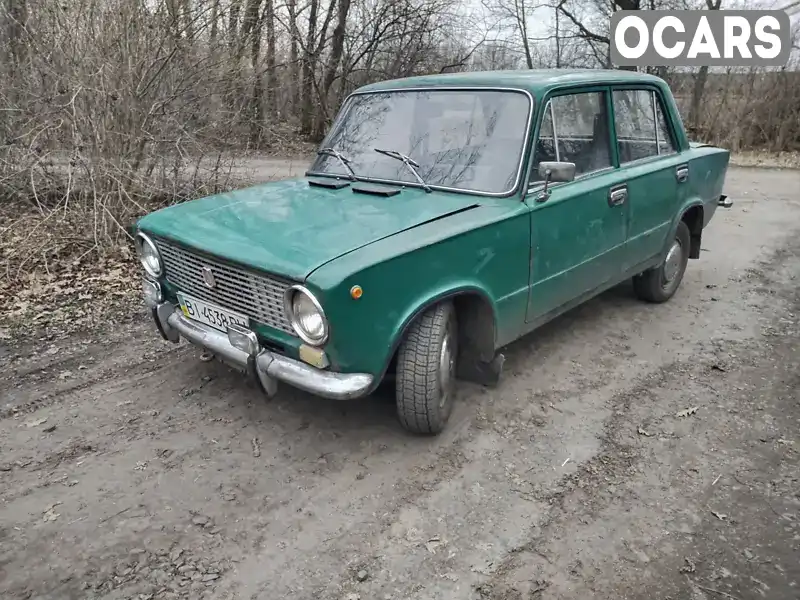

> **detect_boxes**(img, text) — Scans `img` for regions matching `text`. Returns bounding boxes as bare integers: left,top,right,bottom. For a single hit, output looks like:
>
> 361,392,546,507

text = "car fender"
306,201,530,388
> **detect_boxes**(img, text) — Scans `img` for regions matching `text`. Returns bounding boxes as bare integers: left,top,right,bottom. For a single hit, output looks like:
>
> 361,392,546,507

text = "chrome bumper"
153,302,373,400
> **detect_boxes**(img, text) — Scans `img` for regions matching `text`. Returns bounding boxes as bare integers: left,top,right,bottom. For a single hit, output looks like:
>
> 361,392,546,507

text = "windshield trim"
305,86,536,198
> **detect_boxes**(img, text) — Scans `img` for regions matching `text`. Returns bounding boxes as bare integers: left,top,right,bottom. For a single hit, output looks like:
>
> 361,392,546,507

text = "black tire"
395,301,457,434
633,220,691,303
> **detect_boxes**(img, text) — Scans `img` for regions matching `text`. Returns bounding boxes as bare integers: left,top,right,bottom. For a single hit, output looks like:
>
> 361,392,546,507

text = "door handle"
608,186,627,207
676,165,689,183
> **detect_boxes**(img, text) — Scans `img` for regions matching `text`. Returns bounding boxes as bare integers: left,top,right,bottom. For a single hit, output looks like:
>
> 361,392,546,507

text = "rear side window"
612,89,676,163
531,91,612,181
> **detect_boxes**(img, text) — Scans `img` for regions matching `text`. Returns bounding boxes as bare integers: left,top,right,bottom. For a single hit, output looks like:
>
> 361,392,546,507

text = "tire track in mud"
0,338,189,420
233,423,475,598
471,357,711,598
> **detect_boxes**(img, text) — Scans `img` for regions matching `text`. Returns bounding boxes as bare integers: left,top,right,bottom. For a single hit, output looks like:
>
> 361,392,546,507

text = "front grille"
154,237,296,335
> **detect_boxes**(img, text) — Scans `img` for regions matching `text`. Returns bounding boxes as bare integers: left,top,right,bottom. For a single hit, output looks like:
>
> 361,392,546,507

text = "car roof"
354,68,666,97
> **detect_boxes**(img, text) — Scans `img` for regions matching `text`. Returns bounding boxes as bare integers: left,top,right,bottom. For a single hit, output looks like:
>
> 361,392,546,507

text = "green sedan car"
135,69,732,434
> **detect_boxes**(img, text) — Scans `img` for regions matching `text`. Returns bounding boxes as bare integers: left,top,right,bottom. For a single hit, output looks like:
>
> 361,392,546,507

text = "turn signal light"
299,344,330,369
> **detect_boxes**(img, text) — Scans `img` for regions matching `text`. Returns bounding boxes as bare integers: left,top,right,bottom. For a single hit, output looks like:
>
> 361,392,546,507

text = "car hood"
136,178,481,281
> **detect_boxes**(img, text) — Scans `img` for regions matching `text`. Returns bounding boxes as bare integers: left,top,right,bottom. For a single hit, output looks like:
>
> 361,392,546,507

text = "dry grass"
730,151,800,169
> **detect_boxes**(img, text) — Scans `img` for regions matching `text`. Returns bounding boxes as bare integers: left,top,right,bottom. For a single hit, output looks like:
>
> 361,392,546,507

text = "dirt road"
1,166,799,600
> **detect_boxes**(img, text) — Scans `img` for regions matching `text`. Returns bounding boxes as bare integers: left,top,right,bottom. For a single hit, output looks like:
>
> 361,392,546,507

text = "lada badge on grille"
202,267,217,289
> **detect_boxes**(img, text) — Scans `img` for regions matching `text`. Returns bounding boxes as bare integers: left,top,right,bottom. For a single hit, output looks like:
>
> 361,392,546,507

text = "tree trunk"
688,0,722,135
243,0,265,145
166,0,181,40
229,0,242,51
251,23,265,147
265,0,276,114
690,65,709,135
300,0,320,135
238,0,262,63
210,0,219,43
6,0,29,72
287,0,300,110
182,0,194,43
313,0,351,140
554,7,560,68
515,0,533,69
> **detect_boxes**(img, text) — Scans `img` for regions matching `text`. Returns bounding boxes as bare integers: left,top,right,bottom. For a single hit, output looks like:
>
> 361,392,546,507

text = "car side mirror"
536,161,576,202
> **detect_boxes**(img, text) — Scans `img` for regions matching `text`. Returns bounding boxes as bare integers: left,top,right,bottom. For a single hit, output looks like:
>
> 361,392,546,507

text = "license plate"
177,293,249,332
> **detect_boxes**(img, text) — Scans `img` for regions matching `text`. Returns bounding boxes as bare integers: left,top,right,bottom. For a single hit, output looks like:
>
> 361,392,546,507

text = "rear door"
610,87,685,272
525,87,630,323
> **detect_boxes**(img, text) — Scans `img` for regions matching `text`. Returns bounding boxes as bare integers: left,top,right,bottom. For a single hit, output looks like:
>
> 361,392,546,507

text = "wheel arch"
680,203,705,259
662,199,705,261
376,285,498,389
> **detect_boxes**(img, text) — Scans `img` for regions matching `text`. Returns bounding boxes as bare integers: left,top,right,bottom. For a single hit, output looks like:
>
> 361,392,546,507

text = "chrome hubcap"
438,329,455,409
663,239,683,285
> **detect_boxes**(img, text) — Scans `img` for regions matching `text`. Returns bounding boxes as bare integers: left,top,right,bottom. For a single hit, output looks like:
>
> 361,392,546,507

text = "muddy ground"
1,165,799,600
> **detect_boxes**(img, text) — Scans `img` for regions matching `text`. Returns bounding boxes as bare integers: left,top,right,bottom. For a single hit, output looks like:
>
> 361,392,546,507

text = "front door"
525,88,629,323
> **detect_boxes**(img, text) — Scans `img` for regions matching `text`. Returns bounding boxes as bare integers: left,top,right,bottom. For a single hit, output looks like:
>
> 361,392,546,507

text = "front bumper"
152,302,373,400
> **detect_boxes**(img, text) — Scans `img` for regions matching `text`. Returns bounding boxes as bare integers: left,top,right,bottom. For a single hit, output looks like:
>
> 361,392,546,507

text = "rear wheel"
395,301,457,434
633,220,691,303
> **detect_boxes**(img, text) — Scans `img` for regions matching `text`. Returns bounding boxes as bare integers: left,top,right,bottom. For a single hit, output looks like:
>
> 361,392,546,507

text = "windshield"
309,89,532,195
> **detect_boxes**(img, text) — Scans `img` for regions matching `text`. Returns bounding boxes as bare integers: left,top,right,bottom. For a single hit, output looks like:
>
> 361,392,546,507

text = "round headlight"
284,286,328,345
135,232,163,278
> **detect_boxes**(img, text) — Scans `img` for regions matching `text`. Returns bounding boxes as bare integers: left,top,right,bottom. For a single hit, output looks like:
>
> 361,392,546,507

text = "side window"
655,97,676,154
613,89,676,163
531,91,611,182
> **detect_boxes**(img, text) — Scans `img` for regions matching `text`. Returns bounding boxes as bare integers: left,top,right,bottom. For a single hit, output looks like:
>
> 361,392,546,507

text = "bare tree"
687,0,723,133
482,0,539,68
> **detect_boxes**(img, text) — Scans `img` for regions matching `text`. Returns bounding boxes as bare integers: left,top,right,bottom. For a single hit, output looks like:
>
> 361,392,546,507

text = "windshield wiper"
374,148,431,193
317,147,357,181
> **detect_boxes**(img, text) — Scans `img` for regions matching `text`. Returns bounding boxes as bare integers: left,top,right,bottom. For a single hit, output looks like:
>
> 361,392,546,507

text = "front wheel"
395,301,457,434
633,220,691,303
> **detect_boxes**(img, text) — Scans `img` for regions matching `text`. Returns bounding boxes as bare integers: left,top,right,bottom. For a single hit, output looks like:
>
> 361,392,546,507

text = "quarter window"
613,89,676,163
531,91,612,181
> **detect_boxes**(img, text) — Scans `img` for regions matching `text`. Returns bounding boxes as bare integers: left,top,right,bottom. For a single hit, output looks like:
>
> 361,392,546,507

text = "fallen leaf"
675,406,699,418
637,428,652,437
711,510,728,521
679,557,696,573
23,417,48,428
425,539,443,554
42,501,62,522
